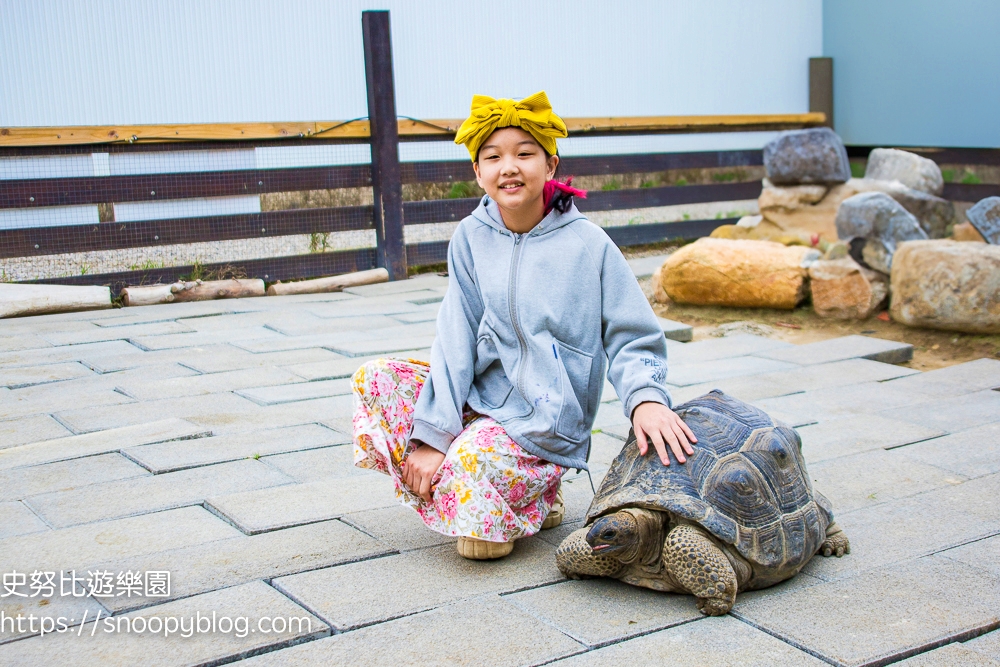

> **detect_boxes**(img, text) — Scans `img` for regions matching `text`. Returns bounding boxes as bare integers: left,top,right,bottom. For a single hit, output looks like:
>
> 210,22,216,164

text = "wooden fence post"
362,10,407,281
809,57,834,129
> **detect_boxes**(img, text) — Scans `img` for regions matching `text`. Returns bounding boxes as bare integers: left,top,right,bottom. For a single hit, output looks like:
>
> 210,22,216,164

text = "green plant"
675,177,688,186
0,269,10,282
639,179,658,188
251,453,261,460
309,232,331,253
941,168,955,183
960,170,982,185
446,181,477,199
850,161,866,178
79,264,90,275
682,213,691,221
627,217,642,226
128,259,165,271
600,179,622,192
711,172,737,183
183,260,206,282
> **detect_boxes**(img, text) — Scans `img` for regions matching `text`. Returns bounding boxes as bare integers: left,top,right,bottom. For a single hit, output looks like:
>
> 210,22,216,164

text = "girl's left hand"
401,443,446,503
631,402,697,466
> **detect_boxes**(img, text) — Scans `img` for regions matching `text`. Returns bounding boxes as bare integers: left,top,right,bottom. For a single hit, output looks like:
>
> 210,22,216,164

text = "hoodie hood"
470,195,587,238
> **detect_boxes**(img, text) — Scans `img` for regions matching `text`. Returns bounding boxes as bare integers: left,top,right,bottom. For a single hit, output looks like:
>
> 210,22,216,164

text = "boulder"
952,221,987,243
835,192,928,273
757,178,953,244
966,196,1000,244
809,257,888,319
864,148,944,196
649,264,671,304
658,238,819,309
890,240,1000,334
763,128,851,185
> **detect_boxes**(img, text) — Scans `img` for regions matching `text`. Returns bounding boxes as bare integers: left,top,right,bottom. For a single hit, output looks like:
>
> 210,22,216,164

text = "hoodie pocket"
473,333,514,409
554,340,595,442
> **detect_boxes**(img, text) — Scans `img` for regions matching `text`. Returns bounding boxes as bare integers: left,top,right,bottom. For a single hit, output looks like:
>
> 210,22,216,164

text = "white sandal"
456,536,515,560
541,486,564,530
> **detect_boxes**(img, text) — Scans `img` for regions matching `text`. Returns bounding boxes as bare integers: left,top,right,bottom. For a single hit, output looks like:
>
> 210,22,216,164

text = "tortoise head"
586,512,640,557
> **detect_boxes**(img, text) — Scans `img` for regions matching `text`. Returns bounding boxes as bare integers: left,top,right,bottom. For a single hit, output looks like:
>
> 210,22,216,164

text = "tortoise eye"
602,530,617,540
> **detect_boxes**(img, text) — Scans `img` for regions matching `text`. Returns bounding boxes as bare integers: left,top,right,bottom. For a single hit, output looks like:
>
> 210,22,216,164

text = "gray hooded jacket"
411,196,672,470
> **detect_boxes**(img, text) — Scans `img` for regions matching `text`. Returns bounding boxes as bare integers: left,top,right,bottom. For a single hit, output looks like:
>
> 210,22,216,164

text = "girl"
352,91,696,560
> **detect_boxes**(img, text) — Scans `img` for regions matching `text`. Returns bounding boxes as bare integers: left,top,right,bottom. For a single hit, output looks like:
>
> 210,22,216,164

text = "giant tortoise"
556,390,849,615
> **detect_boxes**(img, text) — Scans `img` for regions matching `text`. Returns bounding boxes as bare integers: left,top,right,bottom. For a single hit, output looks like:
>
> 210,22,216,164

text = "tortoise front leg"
820,522,850,557
555,527,626,579
662,524,737,616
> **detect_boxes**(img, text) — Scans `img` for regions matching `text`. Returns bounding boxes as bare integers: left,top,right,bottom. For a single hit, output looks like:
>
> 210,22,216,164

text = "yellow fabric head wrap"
454,91,568,161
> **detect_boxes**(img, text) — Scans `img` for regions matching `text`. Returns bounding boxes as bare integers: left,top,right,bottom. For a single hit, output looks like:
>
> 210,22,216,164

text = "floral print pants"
352,358,564,542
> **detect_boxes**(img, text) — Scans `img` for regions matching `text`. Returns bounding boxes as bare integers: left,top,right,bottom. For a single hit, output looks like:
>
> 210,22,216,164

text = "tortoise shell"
588,390,833,577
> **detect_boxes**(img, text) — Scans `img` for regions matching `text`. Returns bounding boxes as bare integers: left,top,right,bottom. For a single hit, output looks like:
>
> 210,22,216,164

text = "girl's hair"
475,137,586,214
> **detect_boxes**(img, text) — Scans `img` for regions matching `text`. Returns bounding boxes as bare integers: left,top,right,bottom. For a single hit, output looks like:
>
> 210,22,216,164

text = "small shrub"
446,182,477,199
960,170,982,185
600,179,622,192
712,172,737,183
850,161,866,178
639,179,658,188
309,232,331,253
941,168,955,183
674,177,688,186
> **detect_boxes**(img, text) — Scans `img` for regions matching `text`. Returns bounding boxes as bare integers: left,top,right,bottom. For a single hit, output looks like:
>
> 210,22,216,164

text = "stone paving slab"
670,358,921,404
95,520,390,614
115,366,303,401
207,474,398,534
882,389,1000,433
391,305,441,324
242,595,584,667
734,556,1000,667
0,506,241,574
19,361,198,398
667,356,798,386
894,643,1000,666
232,321,437,353
882,358,1000,397
589,432,629,469
304,295,433,319
656,316,693,342
801,472,1000,582
263,445,376,483
898,422,1000,479
755,334,914,365
127,424,348,474
0,453,148,501
627,253,669,279
342,273,448,297
938,535,1000,580
0,501,48,538
129,326,284,351
273,539,563,630
0,414,72,450
754,381,943,427
797,415,946,463
263,313,403,337
26,459,293,528
340,504,454,552
0,590,106,645
0,581,328,667
53,392,258,435
505,578,701,648
808,448,965,514
0,419,211,470
177,346,342,375
39,319,197,346
236,378,352,406
967,631,1000,660
0,339,141,369
666,333,792,364
329,333,439,357
554,615,827,666
0,333,53,352
2,384,135,421
0,361,93,389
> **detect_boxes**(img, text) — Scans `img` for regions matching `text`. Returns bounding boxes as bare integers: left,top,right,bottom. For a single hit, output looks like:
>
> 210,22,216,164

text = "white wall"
1,0,822,126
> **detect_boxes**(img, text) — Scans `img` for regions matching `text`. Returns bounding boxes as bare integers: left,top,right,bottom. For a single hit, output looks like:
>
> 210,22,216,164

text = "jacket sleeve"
600,243,673,419
410,225,484,453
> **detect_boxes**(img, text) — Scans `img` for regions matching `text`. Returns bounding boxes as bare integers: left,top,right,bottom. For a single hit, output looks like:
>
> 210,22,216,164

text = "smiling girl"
352,91,695,559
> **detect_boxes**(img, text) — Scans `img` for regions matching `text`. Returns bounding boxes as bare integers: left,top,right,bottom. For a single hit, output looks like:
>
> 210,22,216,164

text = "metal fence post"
362,10,407,281
809,57,834,129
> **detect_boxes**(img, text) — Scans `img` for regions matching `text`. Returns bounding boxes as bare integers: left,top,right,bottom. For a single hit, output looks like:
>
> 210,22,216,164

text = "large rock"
763,128,851,185
836,192,928,273
757,178,953,245
809,257,888,320
864,148,944,196
952,222,987,243
966,196,1000,244
890,240,1000,333
658,238,819,309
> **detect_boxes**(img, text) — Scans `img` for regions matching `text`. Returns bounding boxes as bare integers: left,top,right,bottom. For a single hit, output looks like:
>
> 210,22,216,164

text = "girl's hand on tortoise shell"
632,402,697,466
401,443,446,503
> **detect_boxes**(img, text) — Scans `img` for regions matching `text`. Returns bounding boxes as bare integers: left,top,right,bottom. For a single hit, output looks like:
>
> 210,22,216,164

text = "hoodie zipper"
508,232,533,419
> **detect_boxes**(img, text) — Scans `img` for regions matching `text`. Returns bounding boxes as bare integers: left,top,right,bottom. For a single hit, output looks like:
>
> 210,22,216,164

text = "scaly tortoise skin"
556,390,850,615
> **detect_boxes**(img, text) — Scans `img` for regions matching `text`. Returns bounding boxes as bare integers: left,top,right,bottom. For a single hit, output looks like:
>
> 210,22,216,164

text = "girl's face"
473,127,559,217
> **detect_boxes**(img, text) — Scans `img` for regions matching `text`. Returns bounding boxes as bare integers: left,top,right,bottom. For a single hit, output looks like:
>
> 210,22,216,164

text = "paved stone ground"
1,265,999,667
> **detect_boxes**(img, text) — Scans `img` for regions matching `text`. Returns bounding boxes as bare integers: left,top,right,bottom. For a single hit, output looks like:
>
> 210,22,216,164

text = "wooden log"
265,268,389,296
0,283,111,318
121,278,265,307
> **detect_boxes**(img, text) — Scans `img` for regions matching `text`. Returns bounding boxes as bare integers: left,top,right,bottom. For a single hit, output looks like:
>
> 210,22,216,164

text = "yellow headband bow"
454,91,568,161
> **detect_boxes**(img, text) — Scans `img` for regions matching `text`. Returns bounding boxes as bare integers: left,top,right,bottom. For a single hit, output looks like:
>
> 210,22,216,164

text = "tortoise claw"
696,597,732,616
820,532,851,558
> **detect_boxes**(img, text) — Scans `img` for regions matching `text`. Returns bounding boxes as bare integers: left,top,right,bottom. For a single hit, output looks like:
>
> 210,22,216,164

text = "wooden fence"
1,11,998,293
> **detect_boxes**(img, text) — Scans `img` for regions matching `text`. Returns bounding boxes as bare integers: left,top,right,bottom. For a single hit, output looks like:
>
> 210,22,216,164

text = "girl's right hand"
401,443,446,503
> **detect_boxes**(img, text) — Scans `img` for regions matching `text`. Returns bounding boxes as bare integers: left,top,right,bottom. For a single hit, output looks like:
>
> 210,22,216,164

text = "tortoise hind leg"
820,522,850,558
663,524,737,616
556,527,626,579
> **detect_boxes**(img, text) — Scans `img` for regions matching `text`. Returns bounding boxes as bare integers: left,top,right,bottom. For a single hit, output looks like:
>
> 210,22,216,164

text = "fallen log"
265,268,389,296
121,278,265,307
0,283,112,318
